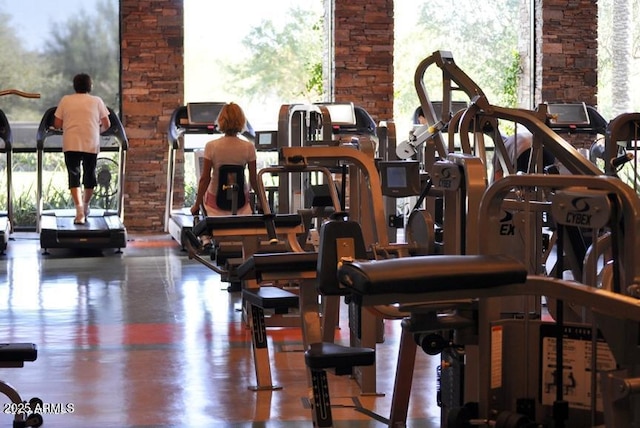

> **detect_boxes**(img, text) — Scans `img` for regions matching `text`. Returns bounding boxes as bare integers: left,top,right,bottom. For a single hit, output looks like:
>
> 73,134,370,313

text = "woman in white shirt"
190,102,258,216
54,73,111,225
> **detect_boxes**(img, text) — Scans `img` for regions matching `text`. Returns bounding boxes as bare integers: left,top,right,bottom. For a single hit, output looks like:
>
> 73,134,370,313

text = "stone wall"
536,0,598,148
333,0,394,124
121,0,183,232
537,0,598,106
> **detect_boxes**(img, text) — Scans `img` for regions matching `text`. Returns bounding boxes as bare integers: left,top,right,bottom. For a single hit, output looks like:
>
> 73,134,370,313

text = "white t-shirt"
54,93,110,154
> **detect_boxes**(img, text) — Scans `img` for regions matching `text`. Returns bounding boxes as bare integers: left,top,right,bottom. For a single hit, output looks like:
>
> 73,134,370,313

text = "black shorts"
64,151,98,188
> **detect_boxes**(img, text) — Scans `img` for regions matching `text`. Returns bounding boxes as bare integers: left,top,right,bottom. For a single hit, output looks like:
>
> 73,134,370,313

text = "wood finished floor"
0,233,441,428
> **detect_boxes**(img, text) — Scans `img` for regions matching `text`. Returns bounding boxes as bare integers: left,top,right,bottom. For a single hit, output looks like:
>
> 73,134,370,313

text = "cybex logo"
439,168,453,188
499,211,514,236
552,190,611,229
565,197,592,226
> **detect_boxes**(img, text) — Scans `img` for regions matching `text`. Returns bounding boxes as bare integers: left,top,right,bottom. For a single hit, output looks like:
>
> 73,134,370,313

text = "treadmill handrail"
36,106,129,151
0,89,40,99
0,90,41,235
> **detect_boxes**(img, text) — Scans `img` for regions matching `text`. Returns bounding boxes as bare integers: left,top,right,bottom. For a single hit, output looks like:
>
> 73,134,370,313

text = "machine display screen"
255,130,278,150
547,103,590,126
379,160,421,197
187,102,225,126
387,166,408,188
323,103,357,126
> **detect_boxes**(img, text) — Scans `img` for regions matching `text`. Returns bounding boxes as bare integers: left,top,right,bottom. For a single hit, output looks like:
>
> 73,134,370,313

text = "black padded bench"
225,246,312,290
211,241,243,265
238,250,376,426
304,342,375,427
192,213,303,236
336,254,528,427
0,343,41,428
190,214,307,290
0,343,37,367
242,286,299,315
338,254,528,305
236,251,318,283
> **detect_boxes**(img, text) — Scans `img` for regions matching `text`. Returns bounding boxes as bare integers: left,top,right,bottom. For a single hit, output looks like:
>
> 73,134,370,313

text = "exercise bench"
237,234,375,427
236,252,320,391
187,213,307,291
300,219,377,427
304,342,375,427
0,343,43,428
336,254,528,427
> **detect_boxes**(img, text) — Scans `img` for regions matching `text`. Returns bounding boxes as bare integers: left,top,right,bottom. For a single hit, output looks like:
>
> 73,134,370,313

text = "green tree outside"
394,0,522,131
222,6,325,104
0,0,119,228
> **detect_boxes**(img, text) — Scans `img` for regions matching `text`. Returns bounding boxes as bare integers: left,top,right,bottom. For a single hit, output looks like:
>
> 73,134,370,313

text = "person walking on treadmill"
54,73,111,225
190,102,259,217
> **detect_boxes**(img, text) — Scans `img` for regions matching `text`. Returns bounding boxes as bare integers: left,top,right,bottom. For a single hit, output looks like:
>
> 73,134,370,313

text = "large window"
185,0,532,140
392,0,640,127
0,0,120,120
394,0,532,133
184,0,325,131
183,0,326,208
0,0,120,229
597,0,640,120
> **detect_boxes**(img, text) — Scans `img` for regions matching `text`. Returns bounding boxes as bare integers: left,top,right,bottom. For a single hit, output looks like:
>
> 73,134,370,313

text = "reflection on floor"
0,233,440,427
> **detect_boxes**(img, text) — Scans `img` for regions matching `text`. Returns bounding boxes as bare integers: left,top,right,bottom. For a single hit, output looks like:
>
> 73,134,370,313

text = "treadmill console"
168,103,255,149
318,103,377,137
547,103,590,126
322,102,357,126
545,103,608,135
186,102,225,126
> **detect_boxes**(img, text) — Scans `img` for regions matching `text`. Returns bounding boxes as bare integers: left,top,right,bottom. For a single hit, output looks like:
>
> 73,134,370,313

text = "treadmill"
0,109,13,253
36,106,128,252
0,89,41,253
165,102,255,249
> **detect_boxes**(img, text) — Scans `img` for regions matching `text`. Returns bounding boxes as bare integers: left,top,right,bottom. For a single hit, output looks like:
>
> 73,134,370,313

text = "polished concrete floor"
0,233,440,428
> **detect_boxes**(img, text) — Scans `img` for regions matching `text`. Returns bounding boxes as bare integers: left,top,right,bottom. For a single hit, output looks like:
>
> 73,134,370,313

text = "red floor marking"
69,322,302,347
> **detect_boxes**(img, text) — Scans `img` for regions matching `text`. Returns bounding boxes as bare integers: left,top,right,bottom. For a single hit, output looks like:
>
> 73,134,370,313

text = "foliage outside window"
597,0,640,120
0,0,119,229
394,0,528,133
182,0,325,207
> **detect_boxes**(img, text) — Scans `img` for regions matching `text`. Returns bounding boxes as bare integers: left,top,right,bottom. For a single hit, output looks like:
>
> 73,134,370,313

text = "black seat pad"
338,255,527,295
242,286,299,310
193,214,302,236
237,252,318,280
305,342,375,370
0,343,38,362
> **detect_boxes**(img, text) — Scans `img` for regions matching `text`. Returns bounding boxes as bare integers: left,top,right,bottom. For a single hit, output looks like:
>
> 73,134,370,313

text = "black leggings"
64,151,98,188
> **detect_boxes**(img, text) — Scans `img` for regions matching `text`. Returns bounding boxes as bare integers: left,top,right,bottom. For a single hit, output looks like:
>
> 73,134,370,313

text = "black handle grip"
411,178,433,212
263,213,279,244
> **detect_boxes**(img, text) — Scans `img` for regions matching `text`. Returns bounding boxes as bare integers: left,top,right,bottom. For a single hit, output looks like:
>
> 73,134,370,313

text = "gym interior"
1,1,640,427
